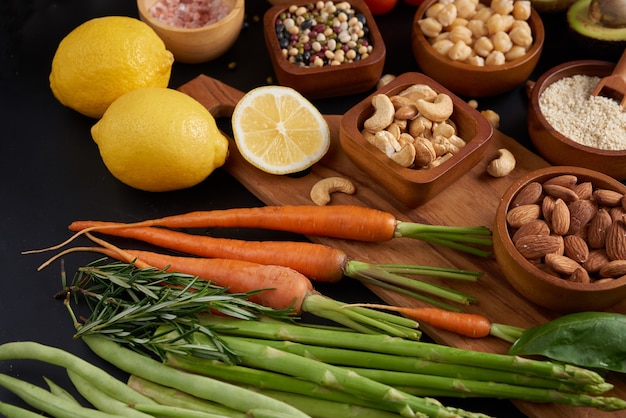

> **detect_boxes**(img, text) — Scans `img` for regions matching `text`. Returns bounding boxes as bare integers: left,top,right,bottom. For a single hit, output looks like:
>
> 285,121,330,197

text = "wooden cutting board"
179,75,626,418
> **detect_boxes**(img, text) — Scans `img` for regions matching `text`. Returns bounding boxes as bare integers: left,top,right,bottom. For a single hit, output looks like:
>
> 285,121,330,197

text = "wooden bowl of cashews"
411,0,545,98
339,71,494,208
263,0,386,99
493,166,626,313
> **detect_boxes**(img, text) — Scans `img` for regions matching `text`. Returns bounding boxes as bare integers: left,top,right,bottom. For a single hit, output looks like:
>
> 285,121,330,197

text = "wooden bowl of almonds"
411,0,545,98
493,166,626,313
263,0,386,99
339,71,494,207
527,59,626,180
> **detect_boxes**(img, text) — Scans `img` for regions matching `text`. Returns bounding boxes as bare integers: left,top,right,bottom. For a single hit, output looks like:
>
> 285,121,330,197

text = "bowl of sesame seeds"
137,0,245,64
527,59,626,180
263,0,386,99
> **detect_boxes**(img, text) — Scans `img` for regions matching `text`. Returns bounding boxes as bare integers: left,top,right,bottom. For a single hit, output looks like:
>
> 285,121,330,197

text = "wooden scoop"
590,49,626,108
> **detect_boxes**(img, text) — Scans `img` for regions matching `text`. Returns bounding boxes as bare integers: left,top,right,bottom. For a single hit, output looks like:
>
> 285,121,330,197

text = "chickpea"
474,36,494,57
509,24,533,48
505,45,527,61
467,19,488,38
437,4,458,27
486,13,507,34
473,5,493,22
490,0,514,15
448,18,469,29
492,31,513,53
449,25,474,44
512,0,532,20
485,50,505,65
419,17,443,38
467,55,485,66
431,38,455,55
448,40,473,61
426,2,445,18
454,0,477,19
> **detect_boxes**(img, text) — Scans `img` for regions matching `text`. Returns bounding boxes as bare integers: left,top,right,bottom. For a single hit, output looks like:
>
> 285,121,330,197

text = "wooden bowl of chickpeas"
411,0,545,98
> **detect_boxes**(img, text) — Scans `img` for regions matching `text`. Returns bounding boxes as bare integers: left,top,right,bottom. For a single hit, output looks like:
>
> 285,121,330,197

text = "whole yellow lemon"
49,16,174,119
91,87,229,192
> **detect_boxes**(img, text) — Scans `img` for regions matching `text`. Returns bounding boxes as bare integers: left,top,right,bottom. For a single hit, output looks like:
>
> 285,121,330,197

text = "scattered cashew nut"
487,148,516,177
310,177,356,206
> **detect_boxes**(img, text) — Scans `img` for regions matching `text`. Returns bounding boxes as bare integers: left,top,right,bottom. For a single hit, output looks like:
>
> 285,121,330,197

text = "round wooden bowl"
263,0,386,99
493,166,626,313
527,60,626,180
137,0,244,64
411,0,545,98
339,72,494,208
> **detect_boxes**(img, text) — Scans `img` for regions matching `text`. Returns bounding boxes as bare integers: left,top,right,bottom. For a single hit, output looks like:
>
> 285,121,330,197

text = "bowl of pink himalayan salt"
527,59,626,180
137,0,245,64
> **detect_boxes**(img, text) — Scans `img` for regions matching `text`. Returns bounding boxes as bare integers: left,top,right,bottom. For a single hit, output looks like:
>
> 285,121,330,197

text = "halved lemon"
231,85,330,175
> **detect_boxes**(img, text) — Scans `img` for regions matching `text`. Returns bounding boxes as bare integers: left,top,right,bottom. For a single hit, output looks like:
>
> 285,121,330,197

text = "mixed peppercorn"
274,1,374,68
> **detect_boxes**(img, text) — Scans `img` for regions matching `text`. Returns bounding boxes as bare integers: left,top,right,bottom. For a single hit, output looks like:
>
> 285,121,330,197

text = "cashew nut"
413,137,437,167
399,84,438,102
390,143,417,168
486,148,516,177
310,177,356,206
376,74,396,89
416,93,454,123
364,94,395,133
481,109,500,128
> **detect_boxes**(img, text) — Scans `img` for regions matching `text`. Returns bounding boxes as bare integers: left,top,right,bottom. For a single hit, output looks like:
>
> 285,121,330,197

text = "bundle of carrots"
27,204,497,337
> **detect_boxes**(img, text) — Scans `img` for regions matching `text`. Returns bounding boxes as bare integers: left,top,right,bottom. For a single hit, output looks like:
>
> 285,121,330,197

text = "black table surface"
0,1,620,417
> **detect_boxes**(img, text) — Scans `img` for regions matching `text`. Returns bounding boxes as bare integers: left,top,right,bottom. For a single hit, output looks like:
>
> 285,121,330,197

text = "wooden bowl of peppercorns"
137,0,245,64
263,0,386,99
493,166,626,313
527,59,626,180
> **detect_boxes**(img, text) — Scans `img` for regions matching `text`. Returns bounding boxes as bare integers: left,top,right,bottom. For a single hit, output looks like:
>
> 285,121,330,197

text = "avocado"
567,0,626,60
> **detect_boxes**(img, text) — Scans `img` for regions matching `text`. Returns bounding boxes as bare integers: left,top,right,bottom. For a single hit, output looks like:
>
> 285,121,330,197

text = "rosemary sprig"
60,259,295,363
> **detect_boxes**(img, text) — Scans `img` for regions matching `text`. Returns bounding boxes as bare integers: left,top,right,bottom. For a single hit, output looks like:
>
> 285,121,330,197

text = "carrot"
57,221,483,309
66,221,347,283
42,236,423,339
62,205,493,257
343,303,492,338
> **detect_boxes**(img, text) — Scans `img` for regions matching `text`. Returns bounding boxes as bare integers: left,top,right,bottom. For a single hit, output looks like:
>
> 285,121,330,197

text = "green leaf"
509,312,626,373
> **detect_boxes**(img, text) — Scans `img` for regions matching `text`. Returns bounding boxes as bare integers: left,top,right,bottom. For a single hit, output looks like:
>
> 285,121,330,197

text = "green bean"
0,341,155,406
43,376,81,405
66,370,154,418
0,373,123,418
0,401,51,418
80,334,311,418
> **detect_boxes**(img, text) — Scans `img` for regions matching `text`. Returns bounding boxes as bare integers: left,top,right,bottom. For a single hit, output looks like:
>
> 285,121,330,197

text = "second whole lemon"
49,16,174,119
91,87,229,192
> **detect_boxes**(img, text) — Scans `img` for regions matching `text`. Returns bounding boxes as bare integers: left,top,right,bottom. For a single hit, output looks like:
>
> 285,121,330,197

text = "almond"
605,219,626,260
511,219,550,244
545,253,581,275
593,189,624,207
567,199,597,235
583,249,611,273
563,235,589,263
609,206,626,223
551,198,570,235
506,204,541,228
587,208,612,249
572,181,593,200
543,184,580,202
569,267,591,283
514,234,563,259
543,174,577,188
511,182,543,207
599,260,626,278
542,195,555,220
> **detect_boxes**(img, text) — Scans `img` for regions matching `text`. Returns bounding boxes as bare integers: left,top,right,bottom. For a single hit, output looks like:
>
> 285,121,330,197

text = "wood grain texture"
179,75,626,418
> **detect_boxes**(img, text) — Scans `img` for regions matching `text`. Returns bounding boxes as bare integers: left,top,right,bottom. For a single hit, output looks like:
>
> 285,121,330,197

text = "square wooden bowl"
263,0,386,99
339,72,494,208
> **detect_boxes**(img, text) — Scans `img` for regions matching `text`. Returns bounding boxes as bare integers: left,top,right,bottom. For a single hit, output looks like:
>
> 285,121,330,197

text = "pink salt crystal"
149,0,233,29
